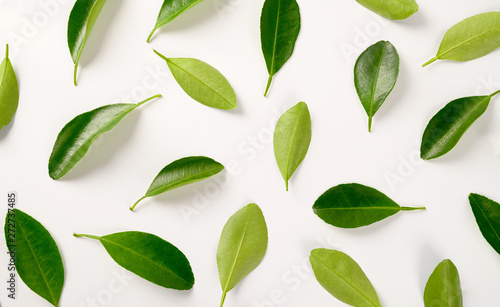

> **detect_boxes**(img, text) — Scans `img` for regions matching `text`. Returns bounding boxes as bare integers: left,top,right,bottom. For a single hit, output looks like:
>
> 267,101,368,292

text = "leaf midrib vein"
284,105,304,182
368,44,386,117
471,197,500,244
438,22,500,59
269,0,281,76
148,167,221,195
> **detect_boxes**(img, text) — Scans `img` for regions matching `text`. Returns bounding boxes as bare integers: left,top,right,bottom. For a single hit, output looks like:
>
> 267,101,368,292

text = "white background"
0,0,499,306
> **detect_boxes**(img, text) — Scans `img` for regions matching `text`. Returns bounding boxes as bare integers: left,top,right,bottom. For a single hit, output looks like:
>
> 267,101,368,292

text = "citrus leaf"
0,45,19,130
424,259,463,307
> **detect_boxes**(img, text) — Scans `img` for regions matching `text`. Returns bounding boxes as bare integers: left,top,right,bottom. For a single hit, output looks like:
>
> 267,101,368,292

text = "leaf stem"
264,75,273,97
136,94,162,107
400,206,426,211
147,28,156,43
130,196,147,211
153,49,168,61
422,57,438,67
368,117,373,133
219,291,227,307
489,89,500,98
5,44,8,58
73,63,78,86
73,233,100,240
285,180,289,192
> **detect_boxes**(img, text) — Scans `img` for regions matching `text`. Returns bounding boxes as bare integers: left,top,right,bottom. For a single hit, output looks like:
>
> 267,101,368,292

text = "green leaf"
154,50,237,110
355,0,418,20
147,0,206,42
217,203,268,307
354,41,399,132
424,259,463,307
310,248,382,307
420,90,500,160
49,94,162,180
273,102,311,191
313,183,425,228
131,156,224,211
260,0,301,96
67,0,108,85
4,209,64,307
74,231,194,290
469,193,500,255
423,12,500,67
0,45,19,131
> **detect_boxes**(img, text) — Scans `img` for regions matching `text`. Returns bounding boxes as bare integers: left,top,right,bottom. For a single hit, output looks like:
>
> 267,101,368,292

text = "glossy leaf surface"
4,209,64,307
469,193,500,254
310,248,382,307
313,183,425,228
49,95,161,180
354,41,399,132
217,203,268,307
274,102,311,191
74,231,194,290
261,0,301,96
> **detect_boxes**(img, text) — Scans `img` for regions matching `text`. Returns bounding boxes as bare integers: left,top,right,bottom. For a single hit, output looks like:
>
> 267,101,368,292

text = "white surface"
0,0,499,306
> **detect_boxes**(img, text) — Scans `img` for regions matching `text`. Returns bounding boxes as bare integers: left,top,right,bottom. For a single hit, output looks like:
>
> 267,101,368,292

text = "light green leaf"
424,259,463,307
355,0,418,20
0,45,19,130
274,102,311,191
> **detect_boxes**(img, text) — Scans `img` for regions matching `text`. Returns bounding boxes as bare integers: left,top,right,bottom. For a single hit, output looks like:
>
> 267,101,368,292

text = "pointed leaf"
4,209,64,307
0,45,19,130
147,0,206,42
424,259,463,307
260,0,301,96
74,231,194,290
217,203,268,307
469,193,500,255
273,102,311,191
310,248,382,307
355,0,418,20
67,0,108,85
420,91,500,160
354,41,399,132
49,94,162,180
424,12,500,67
313,183,425,228
131,156,224,211
154,50,237,110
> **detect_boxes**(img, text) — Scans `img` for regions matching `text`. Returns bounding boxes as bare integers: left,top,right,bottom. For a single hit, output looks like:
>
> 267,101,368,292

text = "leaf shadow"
78,0,123,70
393,10,426,27
418,246,441,291
0,113,16,140
59,111,142,181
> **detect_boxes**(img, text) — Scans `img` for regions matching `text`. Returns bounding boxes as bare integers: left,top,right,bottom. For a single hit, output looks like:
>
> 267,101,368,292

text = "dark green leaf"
0,45,19,130
131,156,224,211
67,0,108,85
469,193,500,254
49,94,162,180
355,0,418,20
424,259,463,307
147,0,205,42
4,209,64,307
154,50,237,110
420,91,500,160
310,248,382,307
217,203,268,307
260,0,300,96
354,41,399,132
313,183,425,228
423,12,500,67
274,102,311,191
74,231,194,290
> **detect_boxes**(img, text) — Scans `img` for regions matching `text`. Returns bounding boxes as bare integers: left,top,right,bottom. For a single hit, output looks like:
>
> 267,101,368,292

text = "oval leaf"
147,0,205,42
131,156,224,211
154,50,237,110
424,259,463,307
424,12,500,67
260,0,301,96
68,0,108,85
310,248,382,307
469,193,500,255
420,91,500,160
274,101,311,191
4,209,64,307
313,183,425,228
0,45,19,130
217,203,268,307
74,231,194,290
354,40,399,132
355,0,418,20
49,94,162,180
